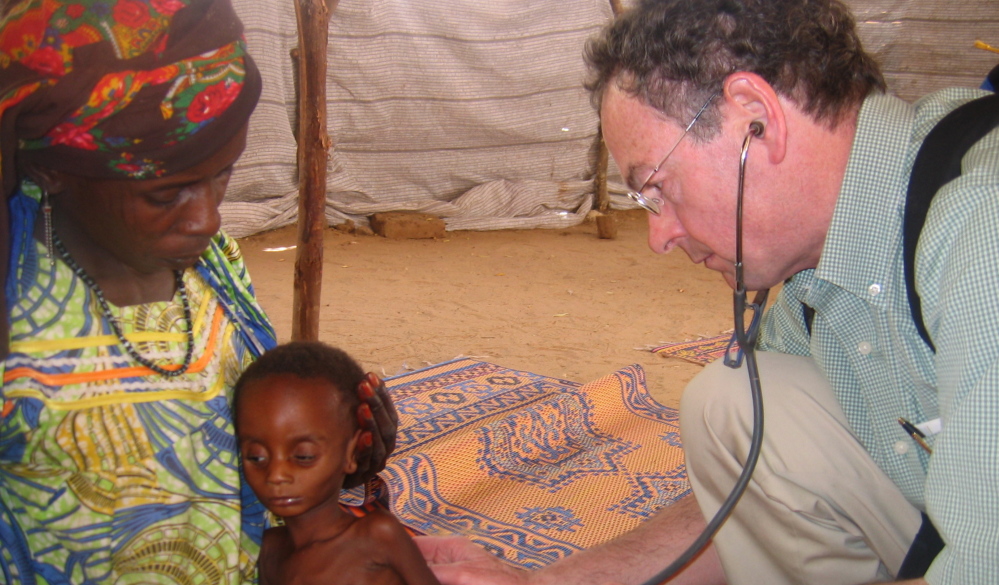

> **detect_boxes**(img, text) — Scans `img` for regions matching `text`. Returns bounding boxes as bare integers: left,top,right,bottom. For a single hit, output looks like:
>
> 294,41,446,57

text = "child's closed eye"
240,445,269,464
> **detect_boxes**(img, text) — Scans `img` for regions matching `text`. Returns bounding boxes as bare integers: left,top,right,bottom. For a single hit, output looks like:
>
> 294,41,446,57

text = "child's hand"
344,372,399,489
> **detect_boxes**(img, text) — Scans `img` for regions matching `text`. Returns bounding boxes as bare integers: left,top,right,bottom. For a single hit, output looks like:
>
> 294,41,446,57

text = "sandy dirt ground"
238,209,735,409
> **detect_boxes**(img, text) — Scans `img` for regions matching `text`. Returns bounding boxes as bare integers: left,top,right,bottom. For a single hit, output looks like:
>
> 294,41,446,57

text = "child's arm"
366,512,441,585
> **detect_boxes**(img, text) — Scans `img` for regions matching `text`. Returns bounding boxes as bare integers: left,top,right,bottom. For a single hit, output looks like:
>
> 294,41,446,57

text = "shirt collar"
812,93,916,303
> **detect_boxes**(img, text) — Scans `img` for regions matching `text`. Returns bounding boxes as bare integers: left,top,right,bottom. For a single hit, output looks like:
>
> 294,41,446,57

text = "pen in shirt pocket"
898,417,933,454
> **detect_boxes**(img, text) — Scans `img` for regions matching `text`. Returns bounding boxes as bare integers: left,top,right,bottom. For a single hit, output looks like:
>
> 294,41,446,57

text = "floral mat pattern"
343,358,689,568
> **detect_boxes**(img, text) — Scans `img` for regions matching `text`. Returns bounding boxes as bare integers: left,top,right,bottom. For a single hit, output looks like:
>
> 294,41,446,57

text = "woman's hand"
343,372,399,489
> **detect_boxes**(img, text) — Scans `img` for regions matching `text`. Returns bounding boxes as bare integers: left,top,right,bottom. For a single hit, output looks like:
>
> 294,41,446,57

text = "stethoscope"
639,121,769,585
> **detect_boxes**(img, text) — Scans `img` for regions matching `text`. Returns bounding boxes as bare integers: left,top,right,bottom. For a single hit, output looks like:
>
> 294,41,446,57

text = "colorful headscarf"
0,0,261,195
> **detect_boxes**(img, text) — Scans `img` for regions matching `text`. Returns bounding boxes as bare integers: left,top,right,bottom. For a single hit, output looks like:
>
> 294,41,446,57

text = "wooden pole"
594,129,610,213
292,0,338,341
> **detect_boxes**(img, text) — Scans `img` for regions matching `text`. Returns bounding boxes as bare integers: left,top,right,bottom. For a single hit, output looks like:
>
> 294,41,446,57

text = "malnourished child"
235,341,439,585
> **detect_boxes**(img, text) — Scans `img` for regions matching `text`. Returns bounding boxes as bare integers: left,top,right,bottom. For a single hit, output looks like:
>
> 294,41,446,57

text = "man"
417,1,999,584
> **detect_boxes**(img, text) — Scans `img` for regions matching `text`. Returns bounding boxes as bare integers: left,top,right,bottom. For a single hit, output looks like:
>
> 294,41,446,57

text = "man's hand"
415,494,724,585
343,372,399,489
416,535,530,585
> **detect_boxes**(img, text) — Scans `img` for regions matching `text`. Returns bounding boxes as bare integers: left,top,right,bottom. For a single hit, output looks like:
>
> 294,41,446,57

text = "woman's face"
46,125,248,276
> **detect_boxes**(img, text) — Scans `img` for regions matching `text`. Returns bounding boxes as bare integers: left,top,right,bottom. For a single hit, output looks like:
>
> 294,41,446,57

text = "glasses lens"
626,191,661,215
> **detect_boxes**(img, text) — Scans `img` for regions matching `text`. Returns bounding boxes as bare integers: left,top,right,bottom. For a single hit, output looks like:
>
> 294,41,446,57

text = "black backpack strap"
802,303,815,336
895,91,999,579
897,513,946,579
903,92,999,352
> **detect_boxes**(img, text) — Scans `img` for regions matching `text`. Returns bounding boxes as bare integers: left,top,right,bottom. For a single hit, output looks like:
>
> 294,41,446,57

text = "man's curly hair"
584,0,886,136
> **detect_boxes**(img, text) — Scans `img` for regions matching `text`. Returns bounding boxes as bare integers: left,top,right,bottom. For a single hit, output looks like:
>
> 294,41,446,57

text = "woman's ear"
722,72,787,164
20,162,67,194
343,428,362,475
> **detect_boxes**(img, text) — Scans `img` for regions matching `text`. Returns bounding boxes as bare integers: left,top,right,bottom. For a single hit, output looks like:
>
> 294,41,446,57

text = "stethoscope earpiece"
749,120,765,137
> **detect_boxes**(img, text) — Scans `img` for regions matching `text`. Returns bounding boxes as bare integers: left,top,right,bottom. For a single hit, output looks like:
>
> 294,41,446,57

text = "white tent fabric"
851,1,998,101
224,0,998,239
224,0,614,237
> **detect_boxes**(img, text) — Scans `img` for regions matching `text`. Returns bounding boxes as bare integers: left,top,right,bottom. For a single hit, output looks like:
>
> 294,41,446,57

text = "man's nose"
647,205,685,254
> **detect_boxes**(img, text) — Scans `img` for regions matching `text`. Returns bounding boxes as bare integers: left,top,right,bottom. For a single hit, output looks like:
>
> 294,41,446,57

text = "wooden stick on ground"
292,0,339,341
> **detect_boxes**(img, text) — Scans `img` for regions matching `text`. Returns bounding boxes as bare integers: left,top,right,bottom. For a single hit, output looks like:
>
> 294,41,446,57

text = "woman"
0,1,396,582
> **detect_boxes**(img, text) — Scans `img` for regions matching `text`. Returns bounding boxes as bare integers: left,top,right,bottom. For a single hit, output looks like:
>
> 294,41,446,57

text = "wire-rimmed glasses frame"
625,92,719,215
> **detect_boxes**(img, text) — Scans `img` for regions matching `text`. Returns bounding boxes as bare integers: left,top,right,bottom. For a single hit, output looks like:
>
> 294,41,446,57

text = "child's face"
236,373,360,519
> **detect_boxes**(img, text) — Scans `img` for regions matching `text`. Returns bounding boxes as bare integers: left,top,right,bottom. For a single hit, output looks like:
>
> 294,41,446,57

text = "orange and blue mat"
341,358,688,568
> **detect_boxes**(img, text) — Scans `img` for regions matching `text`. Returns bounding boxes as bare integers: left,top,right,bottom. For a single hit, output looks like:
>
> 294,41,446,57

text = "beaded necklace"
52,233,195,377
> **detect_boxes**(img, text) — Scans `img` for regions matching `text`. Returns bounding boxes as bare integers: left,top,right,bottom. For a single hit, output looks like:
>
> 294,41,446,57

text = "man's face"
600,86,809,291
237,373,359,521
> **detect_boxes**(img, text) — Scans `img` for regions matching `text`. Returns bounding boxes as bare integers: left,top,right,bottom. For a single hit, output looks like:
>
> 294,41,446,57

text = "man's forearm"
530,494,726,585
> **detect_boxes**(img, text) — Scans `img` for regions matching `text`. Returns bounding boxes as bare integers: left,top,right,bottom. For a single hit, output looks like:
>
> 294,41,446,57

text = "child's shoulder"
260,527,295,566
262,524,292,547
258,526,293,585
352,508,412,543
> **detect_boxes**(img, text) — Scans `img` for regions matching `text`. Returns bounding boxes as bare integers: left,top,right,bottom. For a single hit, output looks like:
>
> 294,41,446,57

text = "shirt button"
858,341,873,355
894,440,910,455
868,283,882,296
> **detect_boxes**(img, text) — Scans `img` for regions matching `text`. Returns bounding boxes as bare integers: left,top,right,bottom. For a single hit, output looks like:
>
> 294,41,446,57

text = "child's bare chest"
269,543,404,585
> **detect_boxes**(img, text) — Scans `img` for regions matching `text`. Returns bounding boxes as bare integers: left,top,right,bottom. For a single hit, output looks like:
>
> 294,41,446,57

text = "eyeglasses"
626,92,718,215
724,121,768,368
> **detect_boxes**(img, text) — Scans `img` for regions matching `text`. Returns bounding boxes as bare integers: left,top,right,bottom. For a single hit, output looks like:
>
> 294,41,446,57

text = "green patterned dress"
1,185,276,584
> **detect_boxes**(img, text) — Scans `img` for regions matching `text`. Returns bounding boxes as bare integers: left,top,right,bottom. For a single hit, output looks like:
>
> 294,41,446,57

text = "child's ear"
343,429,362,474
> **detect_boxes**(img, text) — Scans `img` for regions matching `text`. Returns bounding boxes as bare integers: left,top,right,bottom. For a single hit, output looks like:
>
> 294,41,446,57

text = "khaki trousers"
680,352,922,585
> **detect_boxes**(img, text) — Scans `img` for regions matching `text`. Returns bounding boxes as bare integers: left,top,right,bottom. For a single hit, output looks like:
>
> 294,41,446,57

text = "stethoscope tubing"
638,123,766,585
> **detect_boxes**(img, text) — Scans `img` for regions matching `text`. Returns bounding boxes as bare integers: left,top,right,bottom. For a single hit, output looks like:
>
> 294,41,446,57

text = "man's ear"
722,72,787,164
343,428,362,475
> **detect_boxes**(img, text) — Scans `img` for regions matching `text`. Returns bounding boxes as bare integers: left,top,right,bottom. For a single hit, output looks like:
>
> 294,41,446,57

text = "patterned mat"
651,334,733,365
344,359,689,568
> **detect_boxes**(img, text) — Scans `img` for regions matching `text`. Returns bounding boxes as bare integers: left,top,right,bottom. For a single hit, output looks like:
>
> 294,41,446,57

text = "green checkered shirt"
760,88,999,584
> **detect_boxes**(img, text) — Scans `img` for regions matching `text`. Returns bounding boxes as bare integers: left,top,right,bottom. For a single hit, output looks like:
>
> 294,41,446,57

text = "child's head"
234,341,366,519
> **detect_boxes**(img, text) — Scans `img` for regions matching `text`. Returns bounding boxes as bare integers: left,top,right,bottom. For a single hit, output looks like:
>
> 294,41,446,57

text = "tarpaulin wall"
222,0,998,238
